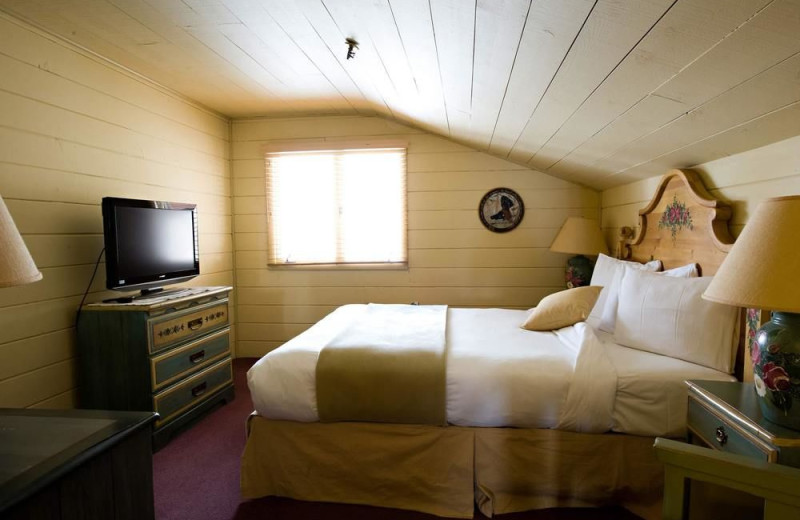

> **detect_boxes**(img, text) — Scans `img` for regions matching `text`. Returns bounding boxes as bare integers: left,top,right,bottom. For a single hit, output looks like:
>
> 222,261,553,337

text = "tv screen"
102,197,199,293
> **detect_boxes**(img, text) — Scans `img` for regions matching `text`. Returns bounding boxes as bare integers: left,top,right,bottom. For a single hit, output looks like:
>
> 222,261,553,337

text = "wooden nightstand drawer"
688,394,777,461
153,359,232,428
147,300,229,354
150,328,230,391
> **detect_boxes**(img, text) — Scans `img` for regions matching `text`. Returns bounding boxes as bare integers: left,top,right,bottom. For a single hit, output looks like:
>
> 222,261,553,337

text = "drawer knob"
191,382,207,398
715,426,728,446
188,318,203,331
189,350,206,364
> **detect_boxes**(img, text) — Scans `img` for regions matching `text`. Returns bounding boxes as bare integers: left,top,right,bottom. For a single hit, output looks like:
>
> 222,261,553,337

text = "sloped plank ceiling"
0,0,799,189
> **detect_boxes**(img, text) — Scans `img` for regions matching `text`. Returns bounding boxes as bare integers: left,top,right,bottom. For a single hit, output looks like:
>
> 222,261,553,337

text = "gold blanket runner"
316,304,447,426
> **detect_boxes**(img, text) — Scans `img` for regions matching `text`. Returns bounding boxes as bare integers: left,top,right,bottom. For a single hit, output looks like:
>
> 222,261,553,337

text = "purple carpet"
153,358,643,520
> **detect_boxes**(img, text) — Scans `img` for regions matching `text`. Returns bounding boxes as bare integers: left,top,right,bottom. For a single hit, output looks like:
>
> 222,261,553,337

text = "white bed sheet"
594,327,736,436
247,306,735,436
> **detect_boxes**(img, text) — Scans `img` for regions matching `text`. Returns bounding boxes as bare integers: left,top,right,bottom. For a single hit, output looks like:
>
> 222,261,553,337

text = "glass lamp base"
753,312,800,431
565,255,593,289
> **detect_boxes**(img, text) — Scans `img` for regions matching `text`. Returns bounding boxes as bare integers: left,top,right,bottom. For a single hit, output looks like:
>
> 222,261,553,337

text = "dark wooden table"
0,408,157,519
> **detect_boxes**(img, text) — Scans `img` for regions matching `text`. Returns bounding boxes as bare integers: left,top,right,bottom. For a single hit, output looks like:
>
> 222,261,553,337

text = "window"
265,147,407,267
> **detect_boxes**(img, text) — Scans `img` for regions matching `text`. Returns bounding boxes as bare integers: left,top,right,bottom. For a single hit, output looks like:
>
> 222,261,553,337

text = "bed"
240,169,744,519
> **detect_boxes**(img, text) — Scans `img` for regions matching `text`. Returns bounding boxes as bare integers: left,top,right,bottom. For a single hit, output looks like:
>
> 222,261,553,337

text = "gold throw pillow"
521,285,603,331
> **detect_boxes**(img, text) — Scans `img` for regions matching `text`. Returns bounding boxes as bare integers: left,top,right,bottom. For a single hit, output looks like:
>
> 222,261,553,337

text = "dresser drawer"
688,395,777,462
150,329,230,391
147,300,229,354
153,359,232,428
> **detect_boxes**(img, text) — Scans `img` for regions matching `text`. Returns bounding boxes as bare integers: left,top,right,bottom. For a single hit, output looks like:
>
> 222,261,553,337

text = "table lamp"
703,195,800,430
0,194,42,287
550,217,608,288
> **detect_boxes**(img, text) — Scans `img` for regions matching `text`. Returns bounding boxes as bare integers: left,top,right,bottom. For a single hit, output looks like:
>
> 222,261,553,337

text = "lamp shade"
703,195,800,313
550,217,609,256
0,194,42,288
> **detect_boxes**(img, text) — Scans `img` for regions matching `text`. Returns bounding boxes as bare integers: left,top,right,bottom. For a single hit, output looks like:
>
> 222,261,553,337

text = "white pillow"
598,263,699,333
588,254,661,323
613,269,738,373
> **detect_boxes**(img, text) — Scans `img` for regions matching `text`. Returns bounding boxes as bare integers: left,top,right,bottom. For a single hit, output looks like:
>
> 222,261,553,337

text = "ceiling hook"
345,38,359,60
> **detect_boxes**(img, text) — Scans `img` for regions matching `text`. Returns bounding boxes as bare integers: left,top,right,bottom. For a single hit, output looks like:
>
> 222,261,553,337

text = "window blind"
265,147,407,266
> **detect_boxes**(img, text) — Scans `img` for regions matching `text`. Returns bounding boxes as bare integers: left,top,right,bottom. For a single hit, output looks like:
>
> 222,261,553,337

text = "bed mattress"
247,305,735,436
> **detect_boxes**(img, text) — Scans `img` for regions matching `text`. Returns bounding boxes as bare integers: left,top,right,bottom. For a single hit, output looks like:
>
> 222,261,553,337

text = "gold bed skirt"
241,414,663,519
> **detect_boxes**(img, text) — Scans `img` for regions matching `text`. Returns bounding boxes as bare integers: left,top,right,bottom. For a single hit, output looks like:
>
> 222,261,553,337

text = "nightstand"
686,380,800,467
0,409,157,519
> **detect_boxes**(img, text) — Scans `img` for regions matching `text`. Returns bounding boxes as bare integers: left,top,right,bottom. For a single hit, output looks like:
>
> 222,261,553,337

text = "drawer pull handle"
189,350,205,364
188,318,203,331
191,382,207,397
715,426,728,446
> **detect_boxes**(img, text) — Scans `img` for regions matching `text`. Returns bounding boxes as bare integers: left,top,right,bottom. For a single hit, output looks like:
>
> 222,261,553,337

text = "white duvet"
247,305,735,436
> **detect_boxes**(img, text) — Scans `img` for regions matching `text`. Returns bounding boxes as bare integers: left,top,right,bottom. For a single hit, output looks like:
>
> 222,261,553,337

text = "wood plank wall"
0,14,233,409
232,116,599,358
601,135,800,242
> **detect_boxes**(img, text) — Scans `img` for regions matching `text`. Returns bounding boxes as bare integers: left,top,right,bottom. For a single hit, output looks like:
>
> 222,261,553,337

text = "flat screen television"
102,197,199,297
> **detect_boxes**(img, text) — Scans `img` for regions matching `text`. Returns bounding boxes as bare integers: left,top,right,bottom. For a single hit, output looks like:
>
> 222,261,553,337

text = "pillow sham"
521,286,603,331
588,253,661,323
598,262,699,333
613,268,738,373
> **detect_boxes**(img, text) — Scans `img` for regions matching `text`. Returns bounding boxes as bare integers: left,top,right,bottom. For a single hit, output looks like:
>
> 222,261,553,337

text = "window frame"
264,139,408,270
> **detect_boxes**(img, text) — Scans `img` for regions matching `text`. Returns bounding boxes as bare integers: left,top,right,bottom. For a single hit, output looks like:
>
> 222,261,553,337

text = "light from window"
266,148,407,266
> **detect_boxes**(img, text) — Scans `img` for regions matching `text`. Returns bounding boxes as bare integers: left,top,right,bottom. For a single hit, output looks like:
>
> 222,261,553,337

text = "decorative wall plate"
478,188,524,233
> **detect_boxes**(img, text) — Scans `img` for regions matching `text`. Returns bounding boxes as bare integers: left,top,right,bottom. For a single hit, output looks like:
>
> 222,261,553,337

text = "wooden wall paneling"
408,208,586,230
595,53,800,182
600,136,800,243
237,304,337,325
237,341,283,358
291,0,394,118
451,0,529,149
598,101,800,188
231,116,597,358
327,0,432,129
0,15,232,409
0,359,75,408
554,0,800,183
0,53,228,158
236,266,562,288
0,93,227,177
256,0,375,115
428,0,475,136
506,0,676,164
237,285,556,308
0,135,220,200
101,0,282,116
384,0,449,133
408,169,575,191
529,0,773,174
409,188,597,211
235,248,568,270
488,0,594,157
30,389,77,409
232,115,421,142
0,11,230,137
0,330,75,381
409,248,567,268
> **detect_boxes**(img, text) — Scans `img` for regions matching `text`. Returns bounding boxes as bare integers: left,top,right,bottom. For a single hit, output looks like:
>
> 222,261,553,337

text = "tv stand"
77,286,234,450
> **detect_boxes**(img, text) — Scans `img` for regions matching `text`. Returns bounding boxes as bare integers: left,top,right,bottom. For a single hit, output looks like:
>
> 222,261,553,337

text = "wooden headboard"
621,169,734,276
619,169,748,379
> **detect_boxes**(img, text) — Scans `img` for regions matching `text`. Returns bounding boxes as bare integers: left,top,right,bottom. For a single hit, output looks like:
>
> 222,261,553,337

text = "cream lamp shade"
550,217,609,256
550,217,608,288
703,195,800,312
0,194,43,288
704,195,800,431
